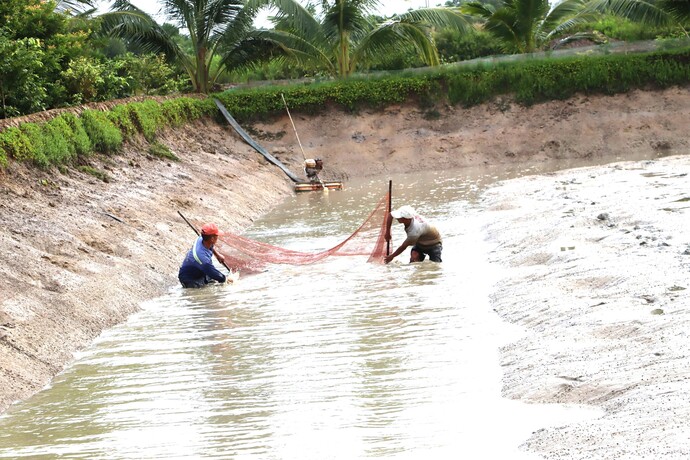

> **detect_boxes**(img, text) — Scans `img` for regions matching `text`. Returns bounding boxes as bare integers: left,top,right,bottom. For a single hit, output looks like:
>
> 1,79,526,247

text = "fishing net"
210,192,391,274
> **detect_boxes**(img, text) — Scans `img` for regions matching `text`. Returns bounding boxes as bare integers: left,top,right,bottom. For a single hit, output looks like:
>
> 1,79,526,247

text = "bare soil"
1,85,689,457
481,154,690,458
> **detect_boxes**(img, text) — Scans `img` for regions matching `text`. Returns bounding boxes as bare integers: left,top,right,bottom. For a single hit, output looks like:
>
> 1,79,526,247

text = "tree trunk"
0,83,5,118
196,47,208,93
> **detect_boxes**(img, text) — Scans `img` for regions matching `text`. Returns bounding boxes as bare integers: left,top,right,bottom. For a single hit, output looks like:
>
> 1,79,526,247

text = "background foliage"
1,46,689,170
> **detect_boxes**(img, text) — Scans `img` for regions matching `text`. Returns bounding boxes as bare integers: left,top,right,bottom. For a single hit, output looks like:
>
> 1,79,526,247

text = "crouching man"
178,223,229,288
384,205,442,264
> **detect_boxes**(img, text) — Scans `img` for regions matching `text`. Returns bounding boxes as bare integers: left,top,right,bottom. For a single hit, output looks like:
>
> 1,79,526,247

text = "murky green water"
2,157,657,459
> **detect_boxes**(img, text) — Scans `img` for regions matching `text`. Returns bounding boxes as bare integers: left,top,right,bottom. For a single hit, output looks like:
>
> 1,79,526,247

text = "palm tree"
254,0,471,78
462,0,595,53
101,0,261,93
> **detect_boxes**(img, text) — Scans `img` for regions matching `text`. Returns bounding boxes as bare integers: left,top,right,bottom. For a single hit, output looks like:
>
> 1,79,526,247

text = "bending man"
384,206,442,264
178,223,229,288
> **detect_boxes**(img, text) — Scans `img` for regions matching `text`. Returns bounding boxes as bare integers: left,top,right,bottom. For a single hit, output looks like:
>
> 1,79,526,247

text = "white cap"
391,205,416,219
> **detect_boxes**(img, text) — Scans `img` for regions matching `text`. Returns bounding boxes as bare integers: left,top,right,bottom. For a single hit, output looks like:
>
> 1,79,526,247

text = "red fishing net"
210,192,391,274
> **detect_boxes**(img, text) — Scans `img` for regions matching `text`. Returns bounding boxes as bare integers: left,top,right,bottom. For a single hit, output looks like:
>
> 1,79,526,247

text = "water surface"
1,157,655,459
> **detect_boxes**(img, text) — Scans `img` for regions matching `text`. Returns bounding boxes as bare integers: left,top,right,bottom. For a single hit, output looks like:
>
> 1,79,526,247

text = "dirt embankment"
1,86,689,414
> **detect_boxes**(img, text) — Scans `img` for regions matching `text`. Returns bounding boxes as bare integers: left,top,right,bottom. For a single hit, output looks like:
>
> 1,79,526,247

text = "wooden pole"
281,93,328,192
386,180,392,256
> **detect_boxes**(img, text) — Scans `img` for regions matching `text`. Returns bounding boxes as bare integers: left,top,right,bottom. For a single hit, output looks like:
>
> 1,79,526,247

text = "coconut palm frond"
482,8,523,51
102,2,194,84
461,2,497,18
262,0,323,35
55,0,94,14
322,0,373,43
104,0,259,92
659,0,690,22
251,0,467,77
243,29,337,73
463,0,606,53
540,0,595,40
101,11,184,59
214,4,255,47
396,7,472,33
355,21,439,68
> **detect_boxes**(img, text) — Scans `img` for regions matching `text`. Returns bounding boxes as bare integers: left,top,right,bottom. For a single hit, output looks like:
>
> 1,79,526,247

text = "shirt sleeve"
195,240,226,283
201,261,226,283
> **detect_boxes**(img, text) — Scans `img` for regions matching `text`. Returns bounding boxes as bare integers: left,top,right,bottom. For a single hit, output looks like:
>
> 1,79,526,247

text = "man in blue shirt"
178,223,228,288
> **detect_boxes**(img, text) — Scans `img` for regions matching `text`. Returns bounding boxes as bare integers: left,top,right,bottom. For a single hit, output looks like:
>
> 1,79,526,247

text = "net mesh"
210,192,391,274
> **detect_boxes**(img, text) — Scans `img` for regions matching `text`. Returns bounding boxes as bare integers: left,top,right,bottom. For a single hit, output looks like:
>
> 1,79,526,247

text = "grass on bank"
1,45,689,170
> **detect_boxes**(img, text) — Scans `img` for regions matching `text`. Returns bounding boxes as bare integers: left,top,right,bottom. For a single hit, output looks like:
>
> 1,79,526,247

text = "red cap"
200,223,219,236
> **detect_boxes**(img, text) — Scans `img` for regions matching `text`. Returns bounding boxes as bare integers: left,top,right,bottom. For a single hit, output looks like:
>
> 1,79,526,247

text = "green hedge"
443,48,690,107
0,97,212,168
214,77,438,123
1,46,689,170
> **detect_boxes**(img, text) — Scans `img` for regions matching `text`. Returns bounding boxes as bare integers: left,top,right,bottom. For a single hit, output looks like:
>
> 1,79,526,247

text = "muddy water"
0,156,660,459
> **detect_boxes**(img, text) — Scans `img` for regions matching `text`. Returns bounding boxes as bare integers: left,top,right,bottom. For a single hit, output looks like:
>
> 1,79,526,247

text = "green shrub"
160,97,208,126
0,126,34,164
108,104,137,139
148,141,179,161
43,117,76,163
61,113,92,156
78,165,110,182
80,109,123,154
444,47,690,106
19,123,49,167
214,76,438,121
127,100,164,142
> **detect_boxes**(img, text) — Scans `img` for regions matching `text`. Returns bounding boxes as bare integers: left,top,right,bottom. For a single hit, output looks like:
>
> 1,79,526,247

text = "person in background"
304,158,323,183
178,223,229,288
385,205,442,264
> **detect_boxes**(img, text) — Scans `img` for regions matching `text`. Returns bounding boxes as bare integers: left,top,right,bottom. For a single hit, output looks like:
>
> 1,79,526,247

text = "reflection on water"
0,157,658,459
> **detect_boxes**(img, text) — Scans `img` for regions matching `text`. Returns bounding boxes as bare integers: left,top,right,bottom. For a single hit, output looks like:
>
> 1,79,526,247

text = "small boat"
294,181,344,192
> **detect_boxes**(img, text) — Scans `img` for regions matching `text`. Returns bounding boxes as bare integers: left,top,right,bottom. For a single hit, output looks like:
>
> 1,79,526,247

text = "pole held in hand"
177,211,233,274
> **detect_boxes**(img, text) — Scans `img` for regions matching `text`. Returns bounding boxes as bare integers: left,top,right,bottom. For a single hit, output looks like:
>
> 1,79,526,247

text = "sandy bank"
481,155,690,458
1,84,689,431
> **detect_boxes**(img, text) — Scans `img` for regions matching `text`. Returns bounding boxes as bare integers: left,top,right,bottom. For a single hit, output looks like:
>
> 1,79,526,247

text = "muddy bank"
0,119,295,413
1,85,689,420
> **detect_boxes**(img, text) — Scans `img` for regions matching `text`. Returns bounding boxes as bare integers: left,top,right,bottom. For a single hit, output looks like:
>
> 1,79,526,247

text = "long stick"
281,93,328,191
281,93,306,160
386,179,392,256
178,211,233,274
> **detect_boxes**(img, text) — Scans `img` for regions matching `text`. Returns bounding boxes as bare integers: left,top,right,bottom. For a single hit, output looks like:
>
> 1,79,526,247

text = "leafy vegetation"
257,0,470,77
1,46,690,170
0,0,187,119
0,96,212,168
148,141,179,161
1,0,690,172
80,109,124,154
101,0,266,93
568,15,686,41
78,165,111,182
461,0,597,53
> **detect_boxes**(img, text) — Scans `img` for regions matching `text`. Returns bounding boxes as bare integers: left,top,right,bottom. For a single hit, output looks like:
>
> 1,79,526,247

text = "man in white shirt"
384,205,443,264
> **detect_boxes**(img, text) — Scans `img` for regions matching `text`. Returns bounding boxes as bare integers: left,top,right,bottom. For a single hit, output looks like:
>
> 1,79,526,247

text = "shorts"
179,275,211,288
412,243,442,263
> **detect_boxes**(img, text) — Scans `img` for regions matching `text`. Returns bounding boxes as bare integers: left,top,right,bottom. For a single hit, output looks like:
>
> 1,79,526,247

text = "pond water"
1,156,659,459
